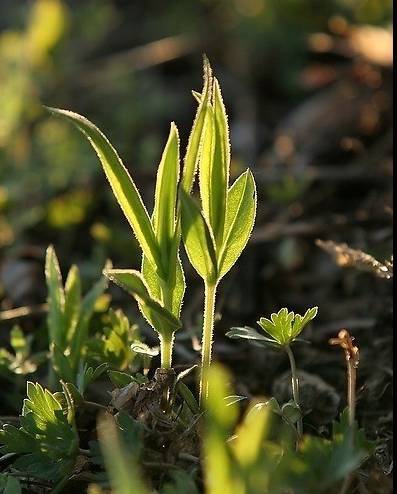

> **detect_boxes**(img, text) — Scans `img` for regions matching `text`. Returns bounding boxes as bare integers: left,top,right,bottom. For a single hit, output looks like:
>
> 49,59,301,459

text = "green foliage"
228,307,318,348
0,475,21,494
181,64,257,284
178,59,257,403
180,190,217,283
104,269,181,338
269,409,372,493
258,307,318,346
88,308,139,370
97,414,149,494
0,382,78,482
46,108,161,274
203,366,371,494
45,245,108,389
0,326,44,379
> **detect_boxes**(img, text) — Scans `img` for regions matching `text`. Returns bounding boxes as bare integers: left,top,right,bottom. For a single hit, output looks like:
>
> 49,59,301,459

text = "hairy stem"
199,281,217,407
160,334,174,369
285,345,303,439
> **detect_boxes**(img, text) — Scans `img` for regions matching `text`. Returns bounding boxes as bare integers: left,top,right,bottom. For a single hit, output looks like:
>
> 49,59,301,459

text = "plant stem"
285,345,303,439
199,281,217,407
339,349,358,494
347,357,356,426
160,334,174,369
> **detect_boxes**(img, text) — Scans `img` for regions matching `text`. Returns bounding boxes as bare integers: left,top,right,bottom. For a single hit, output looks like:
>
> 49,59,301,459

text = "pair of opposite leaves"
48,61,256,341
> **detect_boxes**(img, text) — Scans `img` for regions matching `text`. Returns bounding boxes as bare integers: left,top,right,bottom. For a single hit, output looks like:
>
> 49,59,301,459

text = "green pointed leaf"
191,90,202,103
70,267,108,369
180,190,217,282
141,254,185,317
291,306,318,339
64,264,81,343
104,269,181,337
97,415,149,494
152,123,180,274
226,327,281,349
218,170,256,278
211,77,230,245
231,400,269,467
51,343,75,383
181,56,212,194
47,108,161,276
45,245,65,348
198,104,216,229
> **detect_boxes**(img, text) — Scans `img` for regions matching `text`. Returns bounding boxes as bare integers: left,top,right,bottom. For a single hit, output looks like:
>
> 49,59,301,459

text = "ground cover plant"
0,43,392,494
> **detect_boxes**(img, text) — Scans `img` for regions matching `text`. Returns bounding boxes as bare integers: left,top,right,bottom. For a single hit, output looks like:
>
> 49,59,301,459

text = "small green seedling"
180,59,257,404
0,382,78,483
47,58,212,371
227,307,318,438
45,245,108,390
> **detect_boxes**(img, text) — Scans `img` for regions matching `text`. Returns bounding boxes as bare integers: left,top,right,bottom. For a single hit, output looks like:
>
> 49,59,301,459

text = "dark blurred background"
0,0,393,487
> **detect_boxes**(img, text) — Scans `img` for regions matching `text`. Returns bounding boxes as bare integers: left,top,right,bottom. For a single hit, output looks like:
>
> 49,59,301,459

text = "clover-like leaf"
258,307,318,346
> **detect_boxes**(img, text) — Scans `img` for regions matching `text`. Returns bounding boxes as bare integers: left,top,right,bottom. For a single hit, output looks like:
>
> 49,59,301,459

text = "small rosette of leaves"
0,382,78,482
181,59,257,285
227,307,318,348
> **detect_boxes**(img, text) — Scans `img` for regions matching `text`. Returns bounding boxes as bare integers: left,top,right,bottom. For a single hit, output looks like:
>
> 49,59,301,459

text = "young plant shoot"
227,307,318,437
47,59,213,371
180,59,257,405
45,245,108,390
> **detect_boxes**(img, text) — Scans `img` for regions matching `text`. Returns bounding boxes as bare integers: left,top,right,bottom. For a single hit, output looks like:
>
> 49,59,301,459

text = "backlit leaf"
63,264,81,343
70,268,108,369
97,414,149,494
45,245,65,348
211,77,230,245
47,108,161,276
152,123,180,275
180,190,217,282
141,254,185,317
218,170,256,278
181,56,212,194
104,269,181,337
